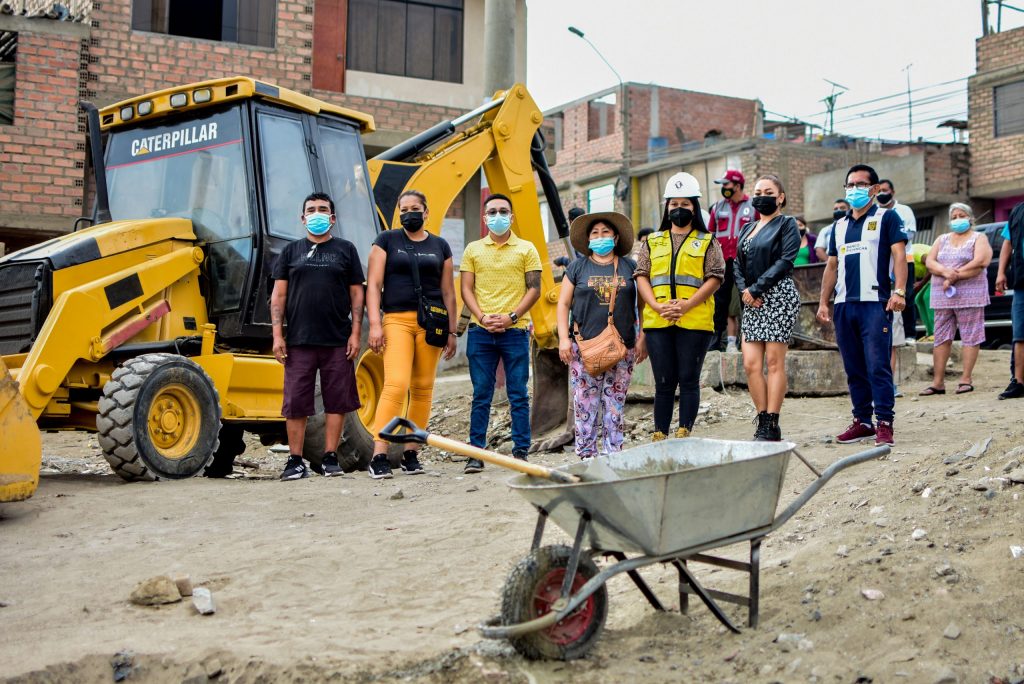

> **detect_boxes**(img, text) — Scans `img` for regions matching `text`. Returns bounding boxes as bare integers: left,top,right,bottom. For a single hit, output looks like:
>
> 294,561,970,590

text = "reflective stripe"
650,274,702,288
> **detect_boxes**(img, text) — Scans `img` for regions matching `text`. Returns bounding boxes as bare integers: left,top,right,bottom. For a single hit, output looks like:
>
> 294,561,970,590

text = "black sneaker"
999,379,1024,400
368,454,393,480
400,450,424,475
512,450,528,462
280,455,309,481
464,458,484,474
321,452,343,477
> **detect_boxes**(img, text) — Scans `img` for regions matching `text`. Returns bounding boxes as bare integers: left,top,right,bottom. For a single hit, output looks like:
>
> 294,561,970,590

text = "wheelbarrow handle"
379,417,428,444
771,444,889,532
377,417,580,484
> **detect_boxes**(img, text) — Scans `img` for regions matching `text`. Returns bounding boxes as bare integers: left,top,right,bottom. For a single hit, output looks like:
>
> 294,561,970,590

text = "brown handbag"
573,257,628,376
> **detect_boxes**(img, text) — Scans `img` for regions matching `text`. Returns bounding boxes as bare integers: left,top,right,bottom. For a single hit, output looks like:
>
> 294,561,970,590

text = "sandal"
955,383,974,394
919,386,946,396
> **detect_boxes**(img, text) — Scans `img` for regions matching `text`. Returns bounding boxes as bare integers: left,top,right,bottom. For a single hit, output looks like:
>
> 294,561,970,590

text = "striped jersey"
828,205,907,304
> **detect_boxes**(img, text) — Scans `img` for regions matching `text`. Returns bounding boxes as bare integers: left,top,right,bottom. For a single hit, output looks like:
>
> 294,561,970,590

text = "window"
551,114,563,151
347,0,463,83
257,112,315,239
995,80,1024,137
318,123,379,266
587,184,615,213
131,0,277,47
0,31,15,126
105,107,255,312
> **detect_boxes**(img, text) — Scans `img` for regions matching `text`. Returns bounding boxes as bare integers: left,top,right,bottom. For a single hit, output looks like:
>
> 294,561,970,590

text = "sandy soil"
2,351,1023,683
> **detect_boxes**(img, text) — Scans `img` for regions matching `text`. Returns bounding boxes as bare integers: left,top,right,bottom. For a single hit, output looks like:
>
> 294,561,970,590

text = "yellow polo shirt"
460,232,542,329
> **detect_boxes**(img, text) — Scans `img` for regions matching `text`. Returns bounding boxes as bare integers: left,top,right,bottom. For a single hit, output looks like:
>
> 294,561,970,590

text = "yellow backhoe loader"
0,77,573,502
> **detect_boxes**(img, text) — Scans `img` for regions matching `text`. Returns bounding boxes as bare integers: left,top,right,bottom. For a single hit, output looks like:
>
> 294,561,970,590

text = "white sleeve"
896,204,917,237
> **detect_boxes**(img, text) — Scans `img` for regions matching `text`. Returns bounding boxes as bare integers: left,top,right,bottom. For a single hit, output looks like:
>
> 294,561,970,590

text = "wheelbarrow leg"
606,552,666,612
672,559,741,634
531,507,548,551
749,539,761,629
678,560,689,614
560,510,590,599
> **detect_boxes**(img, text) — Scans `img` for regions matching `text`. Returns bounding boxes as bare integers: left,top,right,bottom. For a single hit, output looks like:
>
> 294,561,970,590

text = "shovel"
379,417,618,484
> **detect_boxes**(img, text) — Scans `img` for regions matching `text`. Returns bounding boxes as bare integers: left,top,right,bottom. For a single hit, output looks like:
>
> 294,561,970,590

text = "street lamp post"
568,26,630,217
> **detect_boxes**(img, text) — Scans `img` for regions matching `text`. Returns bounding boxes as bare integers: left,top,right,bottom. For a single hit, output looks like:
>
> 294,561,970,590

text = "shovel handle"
377,417,579,484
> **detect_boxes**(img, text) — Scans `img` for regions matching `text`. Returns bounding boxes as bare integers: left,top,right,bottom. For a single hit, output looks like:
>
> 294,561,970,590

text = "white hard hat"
663,172,702,199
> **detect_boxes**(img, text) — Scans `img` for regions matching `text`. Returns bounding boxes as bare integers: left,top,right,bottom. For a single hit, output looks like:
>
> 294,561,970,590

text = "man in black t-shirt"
271,192,365,480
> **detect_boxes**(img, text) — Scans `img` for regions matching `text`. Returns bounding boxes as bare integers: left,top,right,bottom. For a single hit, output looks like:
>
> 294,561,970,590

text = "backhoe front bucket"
0,358,41,502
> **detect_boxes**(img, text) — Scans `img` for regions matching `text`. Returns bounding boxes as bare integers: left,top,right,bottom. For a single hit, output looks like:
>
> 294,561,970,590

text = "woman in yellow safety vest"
635,172,725,440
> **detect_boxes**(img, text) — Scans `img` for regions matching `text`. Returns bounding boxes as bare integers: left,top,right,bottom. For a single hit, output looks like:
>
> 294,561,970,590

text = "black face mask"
400,211,424,232
798,227,807,236
751,195,778,215
833,209,847,221
668,207,694,228
876,192,893,205
721,187,735,199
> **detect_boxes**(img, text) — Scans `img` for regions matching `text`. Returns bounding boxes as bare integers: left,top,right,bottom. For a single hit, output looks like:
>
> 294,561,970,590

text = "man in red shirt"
708,170,757,351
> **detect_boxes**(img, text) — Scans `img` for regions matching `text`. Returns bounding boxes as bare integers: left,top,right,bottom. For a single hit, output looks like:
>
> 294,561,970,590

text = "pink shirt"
930,233,989,309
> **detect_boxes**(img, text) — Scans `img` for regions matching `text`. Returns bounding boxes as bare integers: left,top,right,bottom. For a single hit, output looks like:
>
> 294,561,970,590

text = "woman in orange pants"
365,190,458,479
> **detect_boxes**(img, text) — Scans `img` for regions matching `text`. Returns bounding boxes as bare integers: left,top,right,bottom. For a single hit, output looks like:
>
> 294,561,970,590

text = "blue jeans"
467,326,531,453
1013,289,1024,343
834,302,895,424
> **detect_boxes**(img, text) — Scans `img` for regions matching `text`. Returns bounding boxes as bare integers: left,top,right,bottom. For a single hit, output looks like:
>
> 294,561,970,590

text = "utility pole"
903,63,913,141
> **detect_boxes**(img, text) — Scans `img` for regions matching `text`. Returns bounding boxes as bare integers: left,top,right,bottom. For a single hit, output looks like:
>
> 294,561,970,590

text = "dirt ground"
2,350,1023,684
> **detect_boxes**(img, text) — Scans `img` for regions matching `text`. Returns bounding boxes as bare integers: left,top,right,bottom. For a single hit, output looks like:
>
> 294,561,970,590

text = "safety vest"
642,229,715,331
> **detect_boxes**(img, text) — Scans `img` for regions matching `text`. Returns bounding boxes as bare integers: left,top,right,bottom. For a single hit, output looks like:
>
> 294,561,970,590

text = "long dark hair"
659,197,708,233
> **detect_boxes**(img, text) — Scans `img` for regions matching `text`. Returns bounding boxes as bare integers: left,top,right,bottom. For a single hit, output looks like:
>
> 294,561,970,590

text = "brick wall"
0,30,85,249
735,141,858,218
547,83,759,215
969,25,1024,197
1,0,468,249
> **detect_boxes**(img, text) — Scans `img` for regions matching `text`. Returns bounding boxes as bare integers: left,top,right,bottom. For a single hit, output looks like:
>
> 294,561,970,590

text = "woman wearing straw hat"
635,172,725,441
556,212,646,459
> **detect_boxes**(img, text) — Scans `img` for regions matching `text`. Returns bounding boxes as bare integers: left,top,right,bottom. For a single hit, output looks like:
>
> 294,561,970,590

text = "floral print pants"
569,342,636,459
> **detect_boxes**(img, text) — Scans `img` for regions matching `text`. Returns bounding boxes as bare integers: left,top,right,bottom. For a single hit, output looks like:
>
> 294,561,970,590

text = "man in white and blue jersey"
817,164,908,447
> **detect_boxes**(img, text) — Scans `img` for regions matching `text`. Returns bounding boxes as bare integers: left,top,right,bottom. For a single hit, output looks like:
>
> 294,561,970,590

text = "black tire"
96,353,221,481
501,545,608,661
205,423,246,478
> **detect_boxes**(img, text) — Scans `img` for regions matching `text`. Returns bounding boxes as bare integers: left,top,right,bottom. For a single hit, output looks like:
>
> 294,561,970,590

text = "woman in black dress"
734,174,801,441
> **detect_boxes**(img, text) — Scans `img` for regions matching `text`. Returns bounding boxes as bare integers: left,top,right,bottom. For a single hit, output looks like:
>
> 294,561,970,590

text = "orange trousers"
372,311,443,439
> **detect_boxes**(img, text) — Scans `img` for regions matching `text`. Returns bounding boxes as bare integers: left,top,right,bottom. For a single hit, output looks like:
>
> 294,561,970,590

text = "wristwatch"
893,288,906,298
508,311,519,324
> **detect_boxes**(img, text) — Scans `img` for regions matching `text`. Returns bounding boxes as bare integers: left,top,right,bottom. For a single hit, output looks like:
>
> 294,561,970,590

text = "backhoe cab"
0,77,572,501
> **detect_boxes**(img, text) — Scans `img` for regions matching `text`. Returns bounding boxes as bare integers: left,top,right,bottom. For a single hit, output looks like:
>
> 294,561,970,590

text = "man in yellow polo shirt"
460,193,542,473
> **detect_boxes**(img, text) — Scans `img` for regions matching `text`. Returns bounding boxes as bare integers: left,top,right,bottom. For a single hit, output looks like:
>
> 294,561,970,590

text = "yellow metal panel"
0,357,41,502
192,353,285,422
100,77,375,133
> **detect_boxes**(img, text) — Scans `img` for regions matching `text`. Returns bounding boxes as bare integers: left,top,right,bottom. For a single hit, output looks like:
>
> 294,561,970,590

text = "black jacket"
734,215,801,299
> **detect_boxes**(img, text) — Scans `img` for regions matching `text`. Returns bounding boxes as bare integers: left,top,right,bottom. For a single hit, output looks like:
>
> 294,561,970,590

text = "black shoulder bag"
404,240,450,348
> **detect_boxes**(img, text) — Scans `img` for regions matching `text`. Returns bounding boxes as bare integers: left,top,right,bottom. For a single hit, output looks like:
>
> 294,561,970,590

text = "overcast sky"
525,0,1024,143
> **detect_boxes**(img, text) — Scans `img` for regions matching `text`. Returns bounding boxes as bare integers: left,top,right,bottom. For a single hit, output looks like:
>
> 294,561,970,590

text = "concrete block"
916,340,963,363
628,347,919,398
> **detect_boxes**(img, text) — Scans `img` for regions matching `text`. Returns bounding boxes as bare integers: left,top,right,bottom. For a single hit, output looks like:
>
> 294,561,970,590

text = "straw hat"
569,211,635,257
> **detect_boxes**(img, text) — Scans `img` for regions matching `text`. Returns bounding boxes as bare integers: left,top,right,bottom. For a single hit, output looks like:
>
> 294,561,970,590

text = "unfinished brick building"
0,0,526,252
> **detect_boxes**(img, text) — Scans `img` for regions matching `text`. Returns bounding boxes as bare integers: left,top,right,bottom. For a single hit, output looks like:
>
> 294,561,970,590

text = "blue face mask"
845,186,872,210
305,213,332,236
949,218,971,234
486,213,512,235
589,237,615,256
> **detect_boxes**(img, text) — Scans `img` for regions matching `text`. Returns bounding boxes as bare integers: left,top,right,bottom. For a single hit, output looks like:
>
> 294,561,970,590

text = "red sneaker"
874,421,895,446
836,419,876,444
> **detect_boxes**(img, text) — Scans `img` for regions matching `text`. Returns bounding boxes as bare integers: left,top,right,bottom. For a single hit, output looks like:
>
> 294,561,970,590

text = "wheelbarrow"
379,417,888,661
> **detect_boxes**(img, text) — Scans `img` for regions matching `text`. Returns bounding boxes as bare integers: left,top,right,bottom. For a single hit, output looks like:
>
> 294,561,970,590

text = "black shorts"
282,345,360,418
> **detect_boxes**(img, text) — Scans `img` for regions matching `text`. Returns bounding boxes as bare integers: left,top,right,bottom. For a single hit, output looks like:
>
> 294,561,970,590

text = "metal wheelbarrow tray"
482,437,888,660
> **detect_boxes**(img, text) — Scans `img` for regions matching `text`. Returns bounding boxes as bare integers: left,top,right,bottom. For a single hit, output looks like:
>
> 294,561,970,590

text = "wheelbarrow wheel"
501,544,608,660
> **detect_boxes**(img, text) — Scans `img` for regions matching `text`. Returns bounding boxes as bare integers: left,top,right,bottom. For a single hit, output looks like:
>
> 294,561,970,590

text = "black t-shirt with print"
271,236,364,346
373,229,453,313
566,256,638,348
